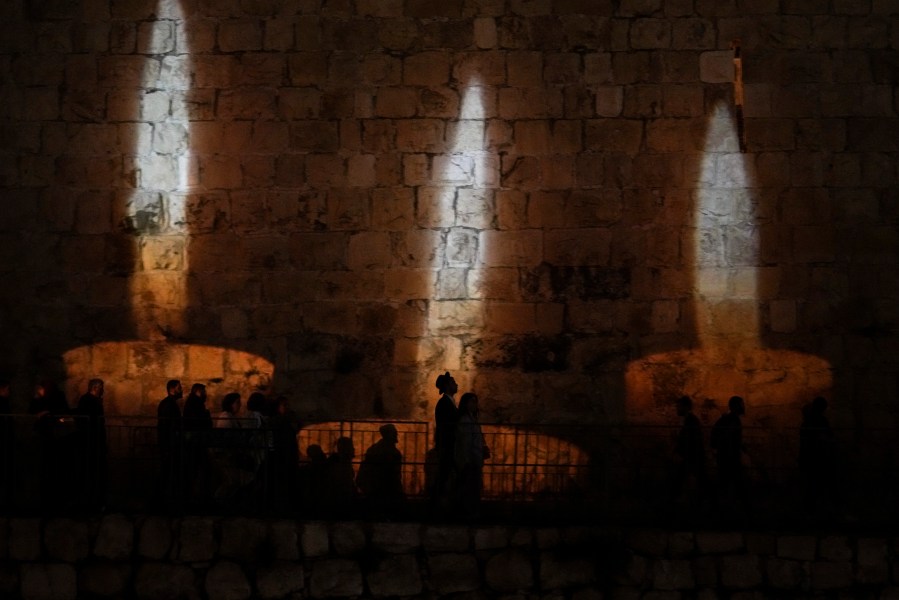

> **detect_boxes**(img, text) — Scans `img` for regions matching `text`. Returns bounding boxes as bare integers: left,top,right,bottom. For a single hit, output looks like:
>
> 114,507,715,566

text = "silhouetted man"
157,379,183,509
670,395,707,515
431,371,458,510
357,423,405,518
711,395,750,520
75,378,107,511
799,396,837,515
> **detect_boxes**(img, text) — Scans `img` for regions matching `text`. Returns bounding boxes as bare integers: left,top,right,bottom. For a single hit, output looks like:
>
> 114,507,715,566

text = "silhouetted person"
669,395,707,519
711,395,750,521
431,371,459,511
454,392,489,520
28,379,72,512
212,392,253,508
157,379,183,510
300,443,327,514
0,379,13,509
325,436,358,517
182,383,212,507
74,378,107,511
357,423,405,518
799,396,838,515
269,396,300,511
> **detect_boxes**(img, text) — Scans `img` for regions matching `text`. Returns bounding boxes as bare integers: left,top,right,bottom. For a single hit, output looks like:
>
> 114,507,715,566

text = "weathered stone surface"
301,522,330,557
176,517,216,563
695,532,743,555
371,522,420,553
626,530,667,555
94,514,134,560
486,549,534,591
331,522,366,556
138,517,173,560
135,563,197,600
720,555,762,589
205,561,251,600
309,559,363,597
818,536,852,562
366,554,423,597
766,557,801,589
427,553,481,594
475,527,510,550
268,521,300,560
540,552,595,590
20,563,77,600
220,518,268,561
256,563,304,599
78,563,131,597
43,519,89,563
9,519,41,561
857,538,889,583
424,525,471,552
809,560,853,590
652,559,694,590
776,535,816,561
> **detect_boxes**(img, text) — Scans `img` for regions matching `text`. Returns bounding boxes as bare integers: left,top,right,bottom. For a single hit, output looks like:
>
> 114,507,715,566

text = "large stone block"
256,563,304,599
301,522,330,557
486,549,534,592
424,526,471,552
367,554,423,597
176,517,216,563
427,553,481,594
205,562,251,600
309,559,363,597
220,518,268,561
540,552,595,590
79,563,131,598
652,559,694,590
331,522,366,557
94,514,134,561
44,519,90,563
9,519,41,561
371,523,421,553
20,564,77,600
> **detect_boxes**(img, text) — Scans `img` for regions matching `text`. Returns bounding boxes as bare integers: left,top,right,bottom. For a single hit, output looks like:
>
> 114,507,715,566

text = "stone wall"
1,1,898,433
2,516,899,599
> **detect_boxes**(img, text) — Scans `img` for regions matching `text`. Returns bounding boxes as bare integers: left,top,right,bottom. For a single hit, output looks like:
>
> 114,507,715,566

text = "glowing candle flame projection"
64,2,273,413
625,101,832,424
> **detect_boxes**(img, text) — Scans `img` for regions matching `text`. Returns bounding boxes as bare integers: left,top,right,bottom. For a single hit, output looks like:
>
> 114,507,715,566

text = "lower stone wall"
1,516,898,599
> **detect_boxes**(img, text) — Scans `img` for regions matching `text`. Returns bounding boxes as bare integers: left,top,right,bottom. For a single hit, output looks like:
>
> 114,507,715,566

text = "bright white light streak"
128,0,194,338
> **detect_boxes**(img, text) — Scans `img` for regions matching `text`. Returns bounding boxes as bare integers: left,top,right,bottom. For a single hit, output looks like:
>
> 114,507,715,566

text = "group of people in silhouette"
670,393,837,523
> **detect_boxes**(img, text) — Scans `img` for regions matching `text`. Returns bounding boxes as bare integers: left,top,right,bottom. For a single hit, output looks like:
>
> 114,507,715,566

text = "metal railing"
1,413,897,528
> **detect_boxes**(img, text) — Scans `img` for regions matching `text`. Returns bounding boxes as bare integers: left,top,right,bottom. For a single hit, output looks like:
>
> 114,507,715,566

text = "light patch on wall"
419,81,493,399
626,101,832,424
125,0,194,339
64,342,274,415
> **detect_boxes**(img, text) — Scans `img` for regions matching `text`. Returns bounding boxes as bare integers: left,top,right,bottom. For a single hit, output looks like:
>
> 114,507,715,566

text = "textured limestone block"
309,559,363,597
776,535,816,561
20,564,77,600
720,555,762,589
137,518,172,560
367,554,423,597
331,522,366,556
700,51,733,83
427,554,481,594
176,517,216,563
301,522,330,557
691,556,718,588
510,528,534,548
256,563,304,599
205,562,251,600
818,536,852,562
94,514,134,561
268,521,299,561
476,527,510,550
766,557,801,589
695,532,743,555
9,519,41,561
540,552,595,590
809,561,852,590
652,559,694,590
423,526,470,552
480,230,542,267
79,563,131,597
486,549,534,592
666,533,695,557
44,519,90,563
857,538,889,584
371,523,420,553
219,518,268,561
626,530,668,556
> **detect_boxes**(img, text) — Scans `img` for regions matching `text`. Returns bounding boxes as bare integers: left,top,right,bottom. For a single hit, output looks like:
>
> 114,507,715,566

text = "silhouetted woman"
454,392,489,519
